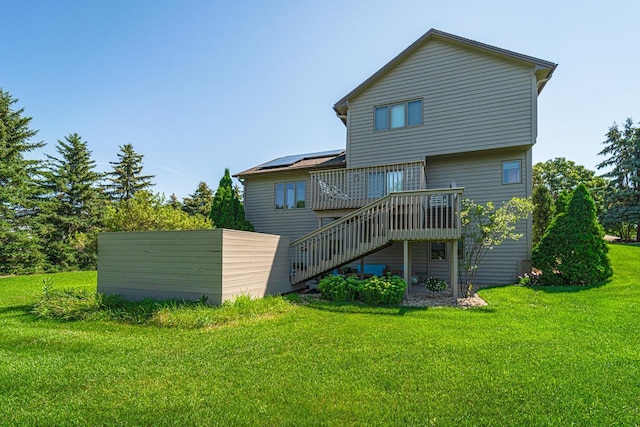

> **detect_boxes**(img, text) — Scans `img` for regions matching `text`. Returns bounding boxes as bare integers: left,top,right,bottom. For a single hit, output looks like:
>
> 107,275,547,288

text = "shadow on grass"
0,304,37,321
301,299,496,316
529,278,611,294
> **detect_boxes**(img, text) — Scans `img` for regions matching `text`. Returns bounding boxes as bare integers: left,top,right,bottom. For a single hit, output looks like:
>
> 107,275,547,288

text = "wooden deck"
310,161,426,210
290,188,463,284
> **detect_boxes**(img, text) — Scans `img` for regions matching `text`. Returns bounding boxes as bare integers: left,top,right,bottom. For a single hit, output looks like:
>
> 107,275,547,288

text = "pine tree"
532,184,612,285
597,118,640,241
40,133,105,270
182,181,214,218
167,193,182,209
532,186,554,246
209,169,254,231
104,143,155,201
0,88,46,274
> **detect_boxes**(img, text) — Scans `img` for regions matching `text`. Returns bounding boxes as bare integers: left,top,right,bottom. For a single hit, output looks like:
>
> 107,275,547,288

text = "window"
296,181,306,208
286,182,295,209
502,160,521,184
367,171,404,198
387,170,403,193
275,181,306,210
374,99,422,131
374,106,389,131
275,183,285,209
430,242,446,260
407,100,422,126
367,172,384,198
390,104,405,129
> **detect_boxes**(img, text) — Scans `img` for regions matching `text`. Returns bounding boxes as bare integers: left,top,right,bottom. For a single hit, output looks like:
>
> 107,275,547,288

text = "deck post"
403,240,412,295
360,257,365,280
449,240,459,299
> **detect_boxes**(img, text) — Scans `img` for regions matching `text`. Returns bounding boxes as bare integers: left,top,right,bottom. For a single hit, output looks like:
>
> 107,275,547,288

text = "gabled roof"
235,150,345,177
333,29,557,123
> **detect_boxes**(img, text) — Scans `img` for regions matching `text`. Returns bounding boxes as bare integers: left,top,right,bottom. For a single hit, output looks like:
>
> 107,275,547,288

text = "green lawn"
1,245,639,426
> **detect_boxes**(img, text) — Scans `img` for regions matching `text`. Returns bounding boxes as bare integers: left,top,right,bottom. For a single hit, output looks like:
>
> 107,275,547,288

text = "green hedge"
317,273,406,305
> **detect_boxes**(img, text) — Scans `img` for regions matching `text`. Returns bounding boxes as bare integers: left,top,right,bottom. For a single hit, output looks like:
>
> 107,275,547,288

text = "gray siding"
98,230,223,303
346,38,536,168
427,148,532,284
98,229,297,305
356,243,447,283
243,171,319,241
220,229,293,300
345,148,532,286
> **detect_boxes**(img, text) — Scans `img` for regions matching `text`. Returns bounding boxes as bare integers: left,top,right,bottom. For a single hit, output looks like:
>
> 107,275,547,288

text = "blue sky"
2,0,639,198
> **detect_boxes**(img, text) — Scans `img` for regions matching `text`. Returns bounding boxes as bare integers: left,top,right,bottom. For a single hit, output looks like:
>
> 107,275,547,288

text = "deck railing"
310,161,426,210
290,188,463,284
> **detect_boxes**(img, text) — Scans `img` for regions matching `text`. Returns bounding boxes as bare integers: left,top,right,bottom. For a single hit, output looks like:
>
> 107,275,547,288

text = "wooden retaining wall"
97,229,296,305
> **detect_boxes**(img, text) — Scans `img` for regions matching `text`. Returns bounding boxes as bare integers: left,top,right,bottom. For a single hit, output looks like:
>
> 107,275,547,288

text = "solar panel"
257,149,344,169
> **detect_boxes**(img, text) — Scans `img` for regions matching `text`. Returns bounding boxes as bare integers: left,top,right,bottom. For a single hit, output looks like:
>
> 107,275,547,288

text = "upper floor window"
374,99,422,131
502,160,522,184
275,181,306,210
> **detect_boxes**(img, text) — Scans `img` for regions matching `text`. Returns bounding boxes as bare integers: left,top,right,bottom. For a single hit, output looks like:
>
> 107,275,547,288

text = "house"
236,29,556,297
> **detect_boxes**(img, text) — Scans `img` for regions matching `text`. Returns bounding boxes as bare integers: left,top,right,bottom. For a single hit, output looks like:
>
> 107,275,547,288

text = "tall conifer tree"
40,133,105,269
597,118,640,241
104,143,155,201
0,88,45,274
532,184,612,285
182,181,214,219
209,169,253,231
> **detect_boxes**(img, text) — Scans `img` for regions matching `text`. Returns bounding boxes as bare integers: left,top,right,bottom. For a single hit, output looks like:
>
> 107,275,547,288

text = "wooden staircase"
289,188,463,284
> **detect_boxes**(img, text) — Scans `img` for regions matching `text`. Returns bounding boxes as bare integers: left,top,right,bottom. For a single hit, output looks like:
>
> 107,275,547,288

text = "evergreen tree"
0,88,46,274
532,184,612,285
532,186,554,246
167,193,182,209
40,133,105,270
554,190,571,217
209,169,254,231
104,143,154,201
597,118,640,241
182,181,214,218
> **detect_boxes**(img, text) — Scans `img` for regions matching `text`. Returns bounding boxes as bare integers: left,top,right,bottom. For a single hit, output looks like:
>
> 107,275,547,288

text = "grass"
1,245,639,425
32,285,294,327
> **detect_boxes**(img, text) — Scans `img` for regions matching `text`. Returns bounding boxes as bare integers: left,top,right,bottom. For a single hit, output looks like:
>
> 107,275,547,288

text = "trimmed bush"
357,274,406,305
532,184,612,285
317,275,359,302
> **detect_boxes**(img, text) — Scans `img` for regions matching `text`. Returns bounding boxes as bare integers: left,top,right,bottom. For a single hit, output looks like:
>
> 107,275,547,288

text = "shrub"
532,184,612,285
317,275,359,302
460,197,533,295
357,274,406,305
517,271,542,286
424,277,447,292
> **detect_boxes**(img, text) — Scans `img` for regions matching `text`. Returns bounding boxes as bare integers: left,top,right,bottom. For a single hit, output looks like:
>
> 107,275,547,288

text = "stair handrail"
290,188,464,246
